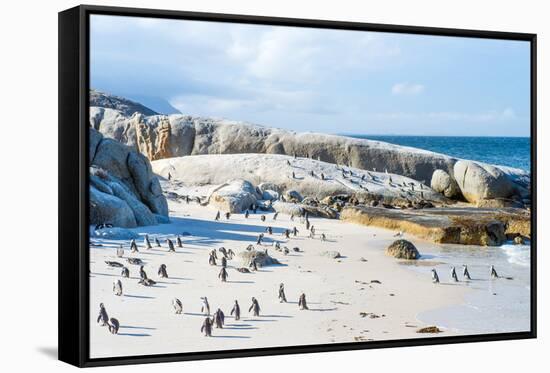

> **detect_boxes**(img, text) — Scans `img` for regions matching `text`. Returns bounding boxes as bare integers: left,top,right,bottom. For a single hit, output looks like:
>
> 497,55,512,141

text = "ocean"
345,135,531,172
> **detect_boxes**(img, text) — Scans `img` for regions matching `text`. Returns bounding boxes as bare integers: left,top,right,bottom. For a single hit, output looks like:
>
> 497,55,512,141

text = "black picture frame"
58,4,537,368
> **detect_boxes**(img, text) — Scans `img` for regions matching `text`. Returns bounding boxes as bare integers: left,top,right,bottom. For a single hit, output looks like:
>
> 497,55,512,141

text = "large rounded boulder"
209,179,260,213
385,239,420,260
431,169,460,198
453,160,516,204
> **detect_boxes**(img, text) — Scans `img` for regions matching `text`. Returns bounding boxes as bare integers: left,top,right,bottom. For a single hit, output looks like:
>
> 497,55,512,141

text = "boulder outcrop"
385,239,420,259
431,169,461,199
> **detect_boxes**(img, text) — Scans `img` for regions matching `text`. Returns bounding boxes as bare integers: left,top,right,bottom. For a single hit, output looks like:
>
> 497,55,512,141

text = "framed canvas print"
58,5,537,367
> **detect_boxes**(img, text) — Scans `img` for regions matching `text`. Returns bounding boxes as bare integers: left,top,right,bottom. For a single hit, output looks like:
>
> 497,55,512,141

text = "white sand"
89,195,472,358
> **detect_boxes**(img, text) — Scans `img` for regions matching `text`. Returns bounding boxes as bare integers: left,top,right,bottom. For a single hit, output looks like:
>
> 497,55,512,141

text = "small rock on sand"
385,239,420,260
416,326,443,333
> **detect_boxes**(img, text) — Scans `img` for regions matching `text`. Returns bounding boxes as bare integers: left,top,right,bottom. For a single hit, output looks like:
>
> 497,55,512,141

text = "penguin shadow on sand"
223,323,258,330
124,294,156,299
116,325,155,337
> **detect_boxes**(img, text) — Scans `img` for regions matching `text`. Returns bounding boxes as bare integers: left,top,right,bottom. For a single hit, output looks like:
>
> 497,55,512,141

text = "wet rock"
385,239,420,260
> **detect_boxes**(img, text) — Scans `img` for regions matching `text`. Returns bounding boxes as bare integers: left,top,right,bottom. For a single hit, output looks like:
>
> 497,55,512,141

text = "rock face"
89,128,168,228
208,179,260,213
453,161,518,204
91,91,530,206
90,89,158,117
341,206,525,246
385,239,420,259
238,250,281,267
431,169,461,199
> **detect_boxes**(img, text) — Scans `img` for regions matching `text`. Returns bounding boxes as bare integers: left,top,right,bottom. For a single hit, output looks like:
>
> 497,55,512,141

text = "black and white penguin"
116,245,124,258
293,226,298,236
121,266,130,278
490,265,499,279
227,248,235,259
209,253,217,266
245,210,250,219
462,265,472,280
144,234,152,249
257,233,264,245
321,233,326,241
138,278,156,286
273,212,279,220
201,297,210,315
139,265,148,280
176,235,183,248
213,308,225,328
248,297,260,317
127,257,143,265
218,267,229,282
201,317,213,337
113,279,123,296
298,293,309,310
155,237,161,247
105,261,124,268
231,300,241,320
278,283,287,303
221,256,227,268
431,269,440,284
225,212,231,220
218,247,228,258
450,267,459,282
108,318,119,334
158,264,168,278
97,303,109,326
266,226,273,235
172,298,183,314
130,239,139,253
167,239,175,252
215,211,220,221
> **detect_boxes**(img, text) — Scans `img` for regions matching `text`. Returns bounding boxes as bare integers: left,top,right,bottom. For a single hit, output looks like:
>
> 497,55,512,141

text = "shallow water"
408,242,531,334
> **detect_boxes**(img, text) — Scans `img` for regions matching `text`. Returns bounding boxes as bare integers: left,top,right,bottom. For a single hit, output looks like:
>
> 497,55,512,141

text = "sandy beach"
89,186,476,358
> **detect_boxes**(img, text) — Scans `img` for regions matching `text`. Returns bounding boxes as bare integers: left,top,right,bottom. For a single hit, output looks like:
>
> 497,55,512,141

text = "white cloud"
391,82,425,95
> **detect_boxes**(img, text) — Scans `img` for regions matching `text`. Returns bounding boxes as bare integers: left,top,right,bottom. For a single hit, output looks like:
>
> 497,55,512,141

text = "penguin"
130,239,139,253
284,229,290,239
144,234,152,249
321,233,326,241
108,318,119,334
245,210,249,219
113,279,123,296
209,253,217,266
185,195,190,204
246,244,254,251
293,226,298,236
176,235,183,248
310,170,315,177
361,174,365,181
290,213,295,221
116,245,124,258
283,247,290,255
105,261,124,268
225,212,231,220
167,239,175,252
292,171,296,179
218,267,229,282
450,267,459,282
121,266,130,278
248,297,260,317
211,249,218,259
138,278,156,286
158,264,168,278
221,257,227,268
97,303,109,326
172,298,183,314
201,297,210,315
431,269,440,284
266,226,273,235
261,215,266,222
310,226,315,235
257,233,264,245
462,265,471,280
201,317,213,337
250,258,258,272
213,308,225,328
278,283,287,303
139,265,148,280
127,258,143,265
231,300,241,320
490,265,499,279
227,248,235,259
218,247,228,258
167,172,172,180
298,293,309,310
273,212,279,220
287,160,291,166
155,237,161,247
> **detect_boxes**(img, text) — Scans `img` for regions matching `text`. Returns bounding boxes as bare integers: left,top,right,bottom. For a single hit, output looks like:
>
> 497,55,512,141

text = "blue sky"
90,15,531,136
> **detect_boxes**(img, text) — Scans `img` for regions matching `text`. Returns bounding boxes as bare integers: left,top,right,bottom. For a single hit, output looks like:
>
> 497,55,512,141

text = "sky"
90,15,531,137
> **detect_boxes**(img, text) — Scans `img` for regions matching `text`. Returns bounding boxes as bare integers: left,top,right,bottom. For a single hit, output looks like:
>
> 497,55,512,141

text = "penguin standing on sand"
158,264,168,278
321,233,326,241
227,249,235,259
116,245,124,258
273,212,279,220
167,239,175,252
108,318,120,334
221,256,227,268
490,265,499,279
463,265,471,280
450,267,459,282
172,298,183,314
209,253,217,266
431,269,440,283
266,226,273,235
97,303,109,326
113,280,123,296
284,229,290,239
139,265,148,280
249,297,261,317
250,258,258,271
257,233,264,245
278,283,287,303
245,210,249,219
144,234,152,249
305,220,310,231
231,300,241,320
130,239,139,253
261,215,266,222
293,227,298,236
121,266,129,278
298,293,309,310
201,317,213,337
155,237,161,247
213,308,225,328
218,267,229,282
201,297,211,315
215,211,220,221
219,247,228,258
176,235,183,248
225,212,231,220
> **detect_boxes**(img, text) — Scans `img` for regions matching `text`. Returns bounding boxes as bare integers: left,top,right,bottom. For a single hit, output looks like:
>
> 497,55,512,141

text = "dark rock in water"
416,326,442,333
385,240,420,260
